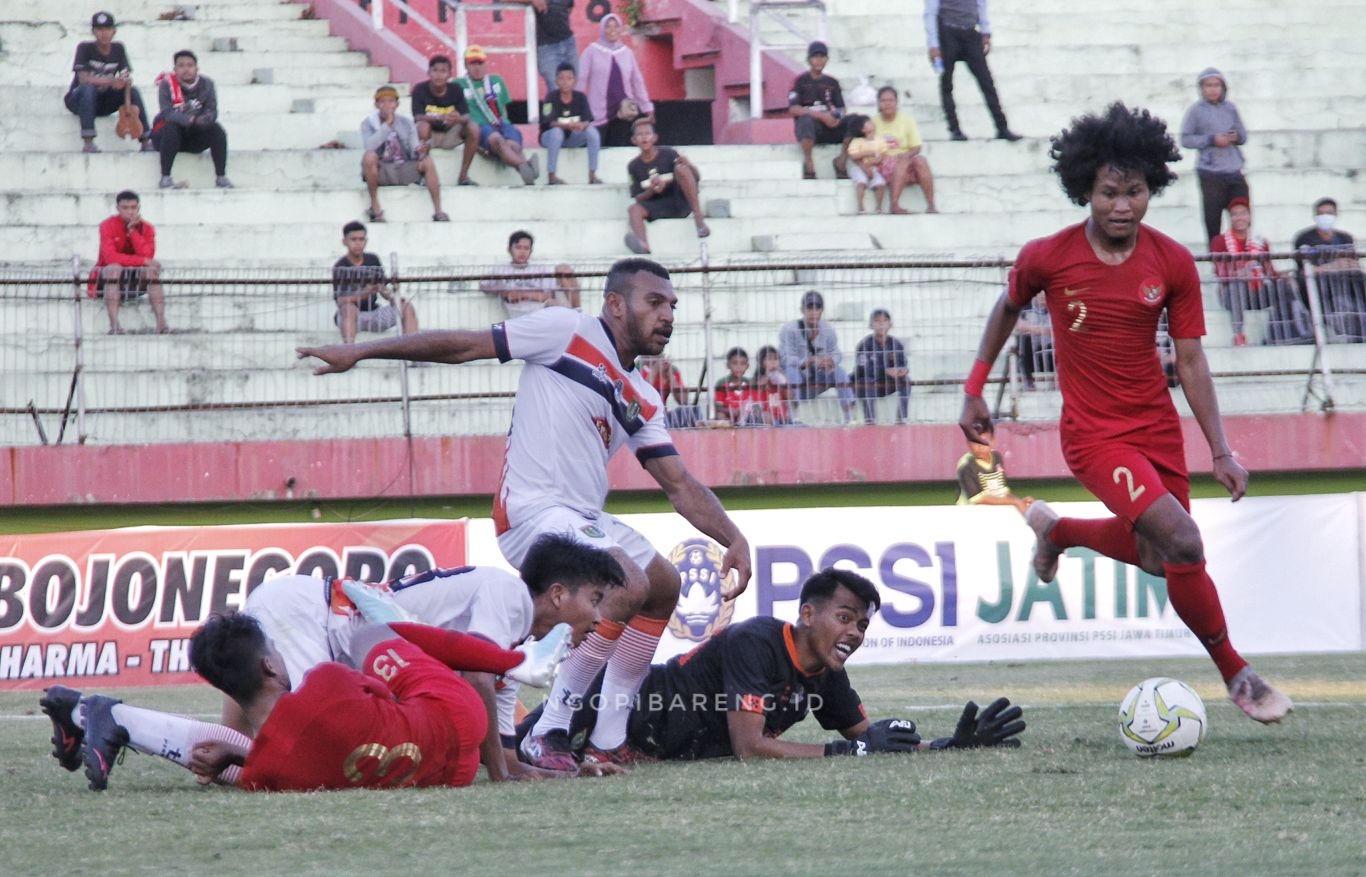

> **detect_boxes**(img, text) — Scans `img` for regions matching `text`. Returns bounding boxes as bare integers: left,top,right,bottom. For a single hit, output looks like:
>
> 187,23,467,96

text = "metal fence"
1,250,1362,446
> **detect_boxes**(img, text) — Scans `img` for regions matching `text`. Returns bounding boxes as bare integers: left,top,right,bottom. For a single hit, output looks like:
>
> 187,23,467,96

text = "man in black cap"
923,0,1021,142
64,12,154,153
778,290,857,422
788,41,852,179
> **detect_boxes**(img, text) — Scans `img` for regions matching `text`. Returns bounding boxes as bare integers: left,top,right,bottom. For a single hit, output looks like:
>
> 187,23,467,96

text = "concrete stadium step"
843,0,1365,12
6,129,1363,192
6,85,375,117
0,55,386,88
3,1,308,23
0,24,346,62
3,113,367,152
2,201,1349,264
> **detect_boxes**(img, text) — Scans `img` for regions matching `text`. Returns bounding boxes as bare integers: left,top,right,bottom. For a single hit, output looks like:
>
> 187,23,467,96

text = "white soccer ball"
1118,677,1208,758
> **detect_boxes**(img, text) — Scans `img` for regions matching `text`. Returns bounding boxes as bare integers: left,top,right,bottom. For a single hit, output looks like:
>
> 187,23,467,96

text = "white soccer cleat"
1025,499,1062,583
1227,667,1294,724
505,623,573,689
341,579,418,625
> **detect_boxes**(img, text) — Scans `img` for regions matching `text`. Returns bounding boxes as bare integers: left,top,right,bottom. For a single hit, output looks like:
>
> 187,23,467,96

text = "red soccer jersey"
1008,222,1204,447
238,640,485,792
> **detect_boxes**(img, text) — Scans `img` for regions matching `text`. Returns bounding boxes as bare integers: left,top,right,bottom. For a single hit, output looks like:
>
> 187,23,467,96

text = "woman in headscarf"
578,14,653,147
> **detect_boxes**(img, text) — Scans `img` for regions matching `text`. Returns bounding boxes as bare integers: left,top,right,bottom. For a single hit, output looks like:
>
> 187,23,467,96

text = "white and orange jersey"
490,308,677,535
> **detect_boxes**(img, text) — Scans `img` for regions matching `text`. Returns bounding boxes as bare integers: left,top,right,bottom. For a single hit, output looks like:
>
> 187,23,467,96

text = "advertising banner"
467,495,1362,665
0,519,467,690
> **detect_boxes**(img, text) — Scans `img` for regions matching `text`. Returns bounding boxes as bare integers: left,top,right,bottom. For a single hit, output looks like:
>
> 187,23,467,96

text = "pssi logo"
667,538,736,643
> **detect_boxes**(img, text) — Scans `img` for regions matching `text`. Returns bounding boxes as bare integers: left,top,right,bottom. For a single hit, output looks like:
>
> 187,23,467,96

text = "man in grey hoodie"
1181,68,1248,243
361,85,447,222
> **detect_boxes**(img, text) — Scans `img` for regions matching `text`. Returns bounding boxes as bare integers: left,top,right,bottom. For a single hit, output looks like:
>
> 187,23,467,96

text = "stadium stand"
1,0,1363,447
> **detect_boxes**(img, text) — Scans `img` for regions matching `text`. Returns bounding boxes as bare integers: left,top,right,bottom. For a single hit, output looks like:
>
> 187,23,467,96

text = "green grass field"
4,652,1363,876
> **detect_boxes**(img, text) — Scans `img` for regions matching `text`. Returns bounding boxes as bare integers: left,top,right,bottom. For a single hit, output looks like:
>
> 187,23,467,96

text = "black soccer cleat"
80,695,129,792
39,685,85,772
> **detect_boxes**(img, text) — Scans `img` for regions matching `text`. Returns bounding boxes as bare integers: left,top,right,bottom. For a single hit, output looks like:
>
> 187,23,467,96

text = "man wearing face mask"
1293,197,1364,340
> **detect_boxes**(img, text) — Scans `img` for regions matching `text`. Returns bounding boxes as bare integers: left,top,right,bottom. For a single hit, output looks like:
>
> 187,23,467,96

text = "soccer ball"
1118,677,1208,758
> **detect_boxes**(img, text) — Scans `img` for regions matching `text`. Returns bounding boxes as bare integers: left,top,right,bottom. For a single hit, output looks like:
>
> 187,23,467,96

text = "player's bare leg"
1134,495,1292,723
584,553,681,762
524,546,648,769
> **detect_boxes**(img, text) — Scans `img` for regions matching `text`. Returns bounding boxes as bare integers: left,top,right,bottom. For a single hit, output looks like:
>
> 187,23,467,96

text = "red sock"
1050,516,1141,566
1162,561,1247,683
388,622,521,675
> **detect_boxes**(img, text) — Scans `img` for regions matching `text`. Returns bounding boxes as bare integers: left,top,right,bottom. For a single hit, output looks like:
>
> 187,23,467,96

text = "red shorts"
1064,436,1189,523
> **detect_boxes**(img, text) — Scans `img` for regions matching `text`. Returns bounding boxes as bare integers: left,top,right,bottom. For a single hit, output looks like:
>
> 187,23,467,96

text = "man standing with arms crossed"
958,103,1290,724
298,257,752,767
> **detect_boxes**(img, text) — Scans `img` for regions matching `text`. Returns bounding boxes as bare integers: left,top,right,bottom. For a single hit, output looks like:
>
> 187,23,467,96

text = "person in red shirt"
1209,197,1276,346
713,347,760,425
171,613,584,791
90,190,169,334
958,103,1291,725
753,345,792,425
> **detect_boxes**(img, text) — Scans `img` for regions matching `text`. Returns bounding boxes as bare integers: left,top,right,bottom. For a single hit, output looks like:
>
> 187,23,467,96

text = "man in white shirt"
298,257,753,770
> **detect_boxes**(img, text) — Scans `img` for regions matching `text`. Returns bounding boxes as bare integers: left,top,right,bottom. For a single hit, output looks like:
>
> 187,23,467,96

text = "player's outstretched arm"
727,710,829,759
644,455,752,598
1173,337,1248,501
297,329,499,375
959,292,1024,444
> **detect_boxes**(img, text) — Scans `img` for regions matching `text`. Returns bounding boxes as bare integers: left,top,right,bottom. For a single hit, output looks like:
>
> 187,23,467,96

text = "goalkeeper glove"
824,718,920,756
929,697,1026,750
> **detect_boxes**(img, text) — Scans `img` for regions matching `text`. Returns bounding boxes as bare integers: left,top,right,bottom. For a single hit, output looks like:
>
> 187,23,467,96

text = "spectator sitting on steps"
411,55,480,187
458,45,540,185
332,221,418,344
480,229,582,318
624,118,709,254
789,41,851,180
540,64,602,186
64,11,153,154
151,50,232,189
778,290,856,423
873,86,938,214
361,85,447,223
88,189,169,335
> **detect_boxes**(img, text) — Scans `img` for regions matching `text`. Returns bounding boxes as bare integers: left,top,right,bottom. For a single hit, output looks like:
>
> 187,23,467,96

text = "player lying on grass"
958,102,1291,724
519,568,1026,763
40,534,625,788
42,613,582,792
233,533,626,782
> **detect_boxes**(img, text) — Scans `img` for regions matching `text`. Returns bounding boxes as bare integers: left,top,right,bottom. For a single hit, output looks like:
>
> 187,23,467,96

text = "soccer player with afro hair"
958,102,1292,724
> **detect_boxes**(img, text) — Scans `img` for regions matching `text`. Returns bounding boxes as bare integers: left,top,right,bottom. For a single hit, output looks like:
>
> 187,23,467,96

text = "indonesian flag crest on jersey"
1138,278,1167,306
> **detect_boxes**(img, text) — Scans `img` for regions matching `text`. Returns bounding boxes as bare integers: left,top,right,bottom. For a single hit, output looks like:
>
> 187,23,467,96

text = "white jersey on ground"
490,307,677,535
242,565,534,735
